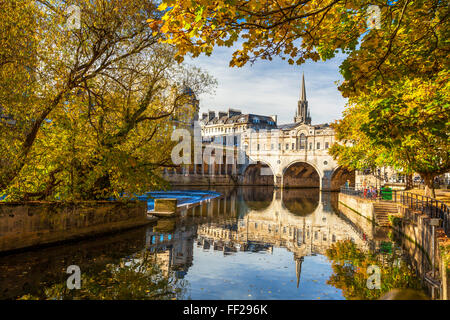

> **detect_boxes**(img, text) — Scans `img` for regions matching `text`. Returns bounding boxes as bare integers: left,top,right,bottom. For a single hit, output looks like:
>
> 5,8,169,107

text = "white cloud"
186,46,348,125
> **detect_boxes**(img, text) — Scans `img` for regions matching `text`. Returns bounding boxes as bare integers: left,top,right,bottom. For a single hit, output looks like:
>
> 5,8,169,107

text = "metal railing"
340,185,391,201
341,186,450,236
398,191,450,236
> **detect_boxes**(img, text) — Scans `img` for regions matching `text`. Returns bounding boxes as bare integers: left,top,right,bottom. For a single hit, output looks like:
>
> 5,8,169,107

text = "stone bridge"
240,148,355,191
163,146,355,191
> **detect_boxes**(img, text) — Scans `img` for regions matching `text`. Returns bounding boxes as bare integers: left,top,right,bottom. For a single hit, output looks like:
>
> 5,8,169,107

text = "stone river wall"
0,201,149,253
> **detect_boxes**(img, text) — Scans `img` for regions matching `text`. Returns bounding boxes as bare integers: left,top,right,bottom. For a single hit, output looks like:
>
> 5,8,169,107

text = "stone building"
242,73,335,156
240,73,352,189
165,76,430,191
164,73,355,190
171,86,200,131
200,108,277,147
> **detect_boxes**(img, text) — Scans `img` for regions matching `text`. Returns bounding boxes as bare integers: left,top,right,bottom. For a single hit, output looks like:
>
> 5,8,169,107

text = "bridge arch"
281,188,320,216
282,161,321,188
241,186,274,211
330,166,355,191
242,161,275,186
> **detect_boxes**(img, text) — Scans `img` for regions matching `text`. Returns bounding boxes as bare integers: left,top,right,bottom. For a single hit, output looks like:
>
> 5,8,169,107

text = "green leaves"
331,70,450,196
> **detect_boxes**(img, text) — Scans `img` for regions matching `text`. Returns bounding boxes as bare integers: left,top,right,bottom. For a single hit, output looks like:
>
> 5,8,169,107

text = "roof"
277,123,299,130
202,113,277,127
276,122,331,131
312,123,331,129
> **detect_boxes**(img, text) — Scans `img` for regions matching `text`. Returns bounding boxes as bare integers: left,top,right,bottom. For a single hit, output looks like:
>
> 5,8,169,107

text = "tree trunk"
405,174,413,190
422,173,436,198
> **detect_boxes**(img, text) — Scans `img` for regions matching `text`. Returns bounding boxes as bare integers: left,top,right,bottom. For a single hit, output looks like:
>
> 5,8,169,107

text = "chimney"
208,110,216,121
228,108,242,117
218,111,227,118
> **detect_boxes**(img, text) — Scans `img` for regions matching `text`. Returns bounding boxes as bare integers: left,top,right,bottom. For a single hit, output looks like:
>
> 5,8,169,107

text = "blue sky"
186,45,349,125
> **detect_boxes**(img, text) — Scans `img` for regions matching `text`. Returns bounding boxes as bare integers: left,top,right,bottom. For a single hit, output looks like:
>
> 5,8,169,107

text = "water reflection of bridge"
145,187,371,283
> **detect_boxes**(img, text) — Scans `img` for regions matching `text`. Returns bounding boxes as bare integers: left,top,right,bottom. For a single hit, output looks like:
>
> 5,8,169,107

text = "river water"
0,187,425,300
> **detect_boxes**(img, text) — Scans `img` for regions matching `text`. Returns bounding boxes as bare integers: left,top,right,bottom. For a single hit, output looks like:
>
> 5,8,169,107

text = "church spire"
300,72,306,101
294,72,311,124
295,256,304,288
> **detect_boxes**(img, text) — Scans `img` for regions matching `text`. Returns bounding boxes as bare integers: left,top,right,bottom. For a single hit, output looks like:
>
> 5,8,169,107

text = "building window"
278,143,281,150
317,142,320,149
299,133,306,149
292,143,295,150
325,142,329,149
286,143,289,150
271,144,274,150
257,144,260,151
309,142,312,150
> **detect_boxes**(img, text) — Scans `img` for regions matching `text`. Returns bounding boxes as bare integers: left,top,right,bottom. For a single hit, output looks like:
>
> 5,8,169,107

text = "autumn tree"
330,71,449,197
154,0,449,196
0,0,216,200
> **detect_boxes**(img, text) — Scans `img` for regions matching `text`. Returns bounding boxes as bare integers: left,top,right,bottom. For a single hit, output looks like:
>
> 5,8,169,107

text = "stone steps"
373,202,398,227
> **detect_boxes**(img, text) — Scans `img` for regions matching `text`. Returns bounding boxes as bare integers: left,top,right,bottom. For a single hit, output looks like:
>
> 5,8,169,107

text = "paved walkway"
409,188,450,206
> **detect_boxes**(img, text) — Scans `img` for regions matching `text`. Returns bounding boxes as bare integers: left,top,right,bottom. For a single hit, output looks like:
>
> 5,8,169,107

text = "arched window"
299,133,307,149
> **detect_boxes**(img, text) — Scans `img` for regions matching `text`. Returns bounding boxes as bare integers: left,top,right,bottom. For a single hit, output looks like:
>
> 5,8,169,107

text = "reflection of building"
143,188,372,287
193,188,369,286
144,225,196,278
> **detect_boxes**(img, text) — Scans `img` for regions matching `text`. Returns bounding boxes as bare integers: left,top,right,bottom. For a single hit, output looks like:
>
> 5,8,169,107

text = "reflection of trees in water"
240,186,274,211
282,188,320,216
19,251,187,300
325,240,424,300
0,226,149,299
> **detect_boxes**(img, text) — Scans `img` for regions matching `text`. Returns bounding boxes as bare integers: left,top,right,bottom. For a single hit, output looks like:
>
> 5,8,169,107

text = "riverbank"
338,192,450,300
0,200,149,254
0,190,221,254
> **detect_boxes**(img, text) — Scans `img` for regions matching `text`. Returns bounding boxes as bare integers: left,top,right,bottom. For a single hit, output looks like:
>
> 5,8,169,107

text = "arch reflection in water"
194,188,368,260
144,187,373,299
281,188,320,216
